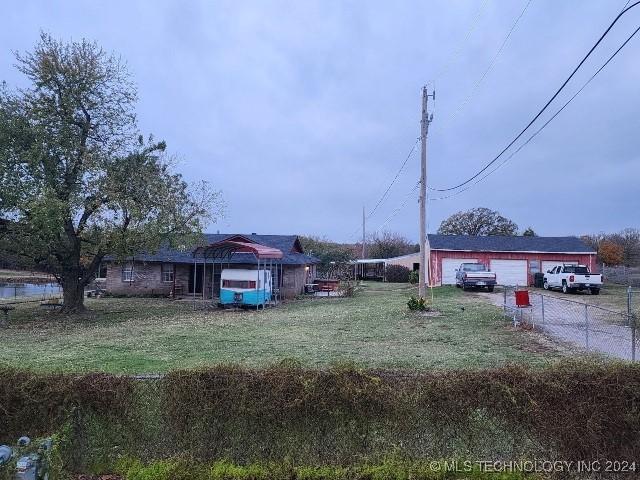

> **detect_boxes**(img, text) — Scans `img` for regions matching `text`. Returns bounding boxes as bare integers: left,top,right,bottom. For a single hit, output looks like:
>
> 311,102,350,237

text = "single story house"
386,234,597,286
101,234,320,299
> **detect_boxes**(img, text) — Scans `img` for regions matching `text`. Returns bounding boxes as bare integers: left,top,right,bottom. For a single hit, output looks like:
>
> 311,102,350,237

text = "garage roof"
428,234,596,254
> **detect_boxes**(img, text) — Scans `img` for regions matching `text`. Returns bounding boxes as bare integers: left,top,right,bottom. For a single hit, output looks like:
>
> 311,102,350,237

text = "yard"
0,283,573,374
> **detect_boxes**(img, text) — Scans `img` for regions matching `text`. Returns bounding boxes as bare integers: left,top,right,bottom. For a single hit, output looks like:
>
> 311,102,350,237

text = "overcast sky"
2,1,639,242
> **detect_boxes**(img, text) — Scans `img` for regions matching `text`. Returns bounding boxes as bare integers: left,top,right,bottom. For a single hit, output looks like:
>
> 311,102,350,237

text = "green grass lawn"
0,283,570,373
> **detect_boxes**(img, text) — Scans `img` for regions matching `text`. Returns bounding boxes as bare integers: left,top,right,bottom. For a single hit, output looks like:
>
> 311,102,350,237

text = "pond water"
0,282,61,299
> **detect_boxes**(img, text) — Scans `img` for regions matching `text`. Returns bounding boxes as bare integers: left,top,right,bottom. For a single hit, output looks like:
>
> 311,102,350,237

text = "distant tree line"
581,228,640,267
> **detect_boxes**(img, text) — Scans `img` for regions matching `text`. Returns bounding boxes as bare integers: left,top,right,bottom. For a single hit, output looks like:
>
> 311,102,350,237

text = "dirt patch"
421,310,442,317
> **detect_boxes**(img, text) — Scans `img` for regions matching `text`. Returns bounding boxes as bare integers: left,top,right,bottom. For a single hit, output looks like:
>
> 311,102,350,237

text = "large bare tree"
0,33,221,312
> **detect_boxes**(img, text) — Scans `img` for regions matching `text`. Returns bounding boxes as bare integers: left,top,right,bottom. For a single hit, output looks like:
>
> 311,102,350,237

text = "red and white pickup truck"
543,264,603,295
455,263,497,292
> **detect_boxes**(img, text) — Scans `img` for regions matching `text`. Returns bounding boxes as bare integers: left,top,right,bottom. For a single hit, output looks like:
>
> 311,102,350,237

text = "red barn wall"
429,250,597,286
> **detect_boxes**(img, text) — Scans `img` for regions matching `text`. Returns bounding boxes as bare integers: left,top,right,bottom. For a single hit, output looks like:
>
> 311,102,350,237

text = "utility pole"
362,206,366,258
419,86,434,298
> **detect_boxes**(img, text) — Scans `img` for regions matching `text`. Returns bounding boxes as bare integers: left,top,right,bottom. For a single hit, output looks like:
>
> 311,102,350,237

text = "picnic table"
304,283,318,294
40,299,63,311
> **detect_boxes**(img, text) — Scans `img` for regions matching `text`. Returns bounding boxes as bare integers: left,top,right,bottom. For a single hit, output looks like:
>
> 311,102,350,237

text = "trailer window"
223,280,257,289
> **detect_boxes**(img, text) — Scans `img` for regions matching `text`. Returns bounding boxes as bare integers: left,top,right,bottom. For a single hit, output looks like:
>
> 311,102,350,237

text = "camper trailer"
219,268,272,308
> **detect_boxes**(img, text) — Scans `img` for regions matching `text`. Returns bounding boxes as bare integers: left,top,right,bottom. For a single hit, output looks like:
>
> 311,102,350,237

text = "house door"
188,264,204,294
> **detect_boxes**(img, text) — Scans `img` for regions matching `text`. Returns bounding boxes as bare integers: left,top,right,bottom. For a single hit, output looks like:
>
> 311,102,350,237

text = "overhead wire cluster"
351,0,639,240
353,0,492,239
428,0,640,196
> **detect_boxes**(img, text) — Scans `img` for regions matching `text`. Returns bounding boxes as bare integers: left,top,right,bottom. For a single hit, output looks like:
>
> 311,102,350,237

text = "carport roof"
427,234,596,254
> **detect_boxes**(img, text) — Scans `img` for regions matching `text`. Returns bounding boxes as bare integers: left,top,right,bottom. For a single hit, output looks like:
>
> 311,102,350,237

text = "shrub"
115,459,535,480
0,368,134,442
407,296,430,311
408,270,419,284
4,362,640,474
385,265,410,283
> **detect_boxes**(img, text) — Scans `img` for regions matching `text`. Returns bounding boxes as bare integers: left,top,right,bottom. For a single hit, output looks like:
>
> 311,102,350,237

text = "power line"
439,0,533,130
366,138,419,220
429,0,640,192
426,0,490,87
429,22,640,202
370,181,420,235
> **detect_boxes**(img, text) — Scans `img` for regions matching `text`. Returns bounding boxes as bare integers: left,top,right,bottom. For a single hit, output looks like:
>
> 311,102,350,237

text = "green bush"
407,296,430,311
408,270,419,284
385,265,410,283
3,362,640,475
115,459,538,480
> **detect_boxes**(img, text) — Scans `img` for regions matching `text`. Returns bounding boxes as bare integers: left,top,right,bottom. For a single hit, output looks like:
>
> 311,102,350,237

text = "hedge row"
1,361,640,472
116,458,538,480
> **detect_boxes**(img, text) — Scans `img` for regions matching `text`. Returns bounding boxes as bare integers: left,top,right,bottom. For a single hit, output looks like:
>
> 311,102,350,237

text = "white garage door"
490,259,528,286
441,258,478,285
542,260,578,273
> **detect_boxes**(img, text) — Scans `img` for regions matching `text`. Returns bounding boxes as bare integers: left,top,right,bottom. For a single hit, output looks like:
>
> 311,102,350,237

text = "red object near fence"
515,289,531,307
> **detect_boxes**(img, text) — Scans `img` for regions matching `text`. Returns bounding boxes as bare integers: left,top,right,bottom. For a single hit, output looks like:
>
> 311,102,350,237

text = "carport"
192,238,284,310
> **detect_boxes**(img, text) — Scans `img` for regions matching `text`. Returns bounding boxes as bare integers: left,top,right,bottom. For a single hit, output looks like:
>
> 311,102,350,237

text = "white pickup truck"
543,264,602,295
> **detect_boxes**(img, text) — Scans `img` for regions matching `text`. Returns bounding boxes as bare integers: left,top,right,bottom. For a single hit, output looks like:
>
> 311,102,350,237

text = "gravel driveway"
478,289,638,361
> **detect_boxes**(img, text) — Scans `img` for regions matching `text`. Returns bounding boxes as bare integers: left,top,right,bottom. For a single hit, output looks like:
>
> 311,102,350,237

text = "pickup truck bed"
455,263,497,292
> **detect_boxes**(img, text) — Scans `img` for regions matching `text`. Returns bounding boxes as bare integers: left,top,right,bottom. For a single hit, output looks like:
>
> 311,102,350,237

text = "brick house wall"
105,262,174,296
105,261,310,299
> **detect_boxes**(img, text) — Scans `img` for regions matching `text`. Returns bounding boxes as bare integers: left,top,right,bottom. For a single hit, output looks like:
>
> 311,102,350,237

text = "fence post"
632,315,637,363
584,303,589,351
503,287,507,314
541,295,545,326
628,286,633,326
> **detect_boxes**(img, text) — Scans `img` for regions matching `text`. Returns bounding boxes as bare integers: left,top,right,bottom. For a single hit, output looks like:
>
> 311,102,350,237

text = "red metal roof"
195,239,284,260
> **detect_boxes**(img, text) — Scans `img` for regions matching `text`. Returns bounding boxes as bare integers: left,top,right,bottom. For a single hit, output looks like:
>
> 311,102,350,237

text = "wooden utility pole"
419,86,434,298
362,206,366,258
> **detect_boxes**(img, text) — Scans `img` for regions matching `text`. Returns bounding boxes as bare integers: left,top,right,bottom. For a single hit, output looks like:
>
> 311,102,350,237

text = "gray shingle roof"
121,234,320,265
427,234,595,253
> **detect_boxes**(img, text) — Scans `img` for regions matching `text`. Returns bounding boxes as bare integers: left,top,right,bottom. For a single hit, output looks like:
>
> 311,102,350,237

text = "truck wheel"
543,280,549,290
562,282,569,294
487,286,494,292
590,288,600,295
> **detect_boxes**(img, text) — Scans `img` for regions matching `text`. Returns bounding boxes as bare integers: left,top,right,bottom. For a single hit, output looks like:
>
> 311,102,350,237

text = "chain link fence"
502,287,638,361
602,265,640,287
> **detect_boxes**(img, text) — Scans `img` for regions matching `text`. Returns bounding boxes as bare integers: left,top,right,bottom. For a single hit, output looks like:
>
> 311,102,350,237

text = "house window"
161,263,175,283
529,260,540,274
121,265,134,282
96,263,108,279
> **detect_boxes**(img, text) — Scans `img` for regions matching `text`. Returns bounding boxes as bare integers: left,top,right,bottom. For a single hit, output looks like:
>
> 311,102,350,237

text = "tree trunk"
61,271,86,313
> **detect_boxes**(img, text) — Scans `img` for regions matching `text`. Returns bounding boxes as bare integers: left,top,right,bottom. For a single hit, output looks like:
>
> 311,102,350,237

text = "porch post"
192,256,197,310
256,257,260,311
